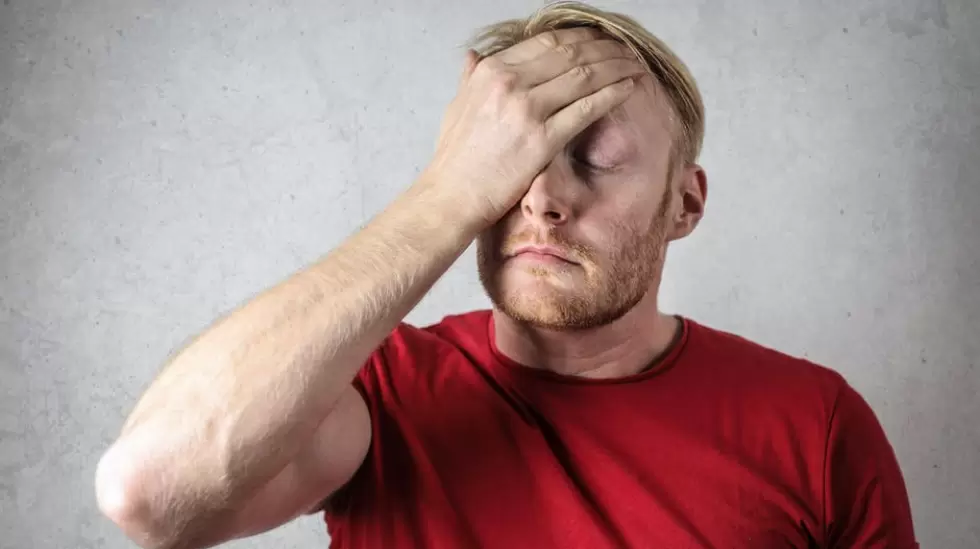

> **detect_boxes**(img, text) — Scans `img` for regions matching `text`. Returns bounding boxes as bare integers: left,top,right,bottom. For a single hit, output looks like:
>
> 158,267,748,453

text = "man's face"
477,78,681,330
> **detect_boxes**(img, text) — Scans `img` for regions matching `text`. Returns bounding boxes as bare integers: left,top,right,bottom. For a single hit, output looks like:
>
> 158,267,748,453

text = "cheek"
476,232,500,270
577,220,634,265
579,198,651,245
611,186,663,219
489,211,524,242
481,216,515,250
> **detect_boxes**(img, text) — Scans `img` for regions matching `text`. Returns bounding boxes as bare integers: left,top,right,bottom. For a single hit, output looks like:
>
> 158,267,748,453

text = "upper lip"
511,244,577,264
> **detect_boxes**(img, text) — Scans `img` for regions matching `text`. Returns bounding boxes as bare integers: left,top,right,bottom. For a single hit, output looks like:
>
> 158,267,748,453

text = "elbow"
95,444,192,549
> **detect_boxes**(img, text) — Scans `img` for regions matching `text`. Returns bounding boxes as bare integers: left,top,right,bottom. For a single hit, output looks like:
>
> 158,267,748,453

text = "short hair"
467,1,705,169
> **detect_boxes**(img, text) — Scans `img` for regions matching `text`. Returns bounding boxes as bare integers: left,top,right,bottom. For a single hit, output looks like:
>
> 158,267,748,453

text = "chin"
480,262,634,331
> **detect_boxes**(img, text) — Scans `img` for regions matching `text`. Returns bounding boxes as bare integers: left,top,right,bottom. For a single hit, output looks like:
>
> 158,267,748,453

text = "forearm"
99,175,478,533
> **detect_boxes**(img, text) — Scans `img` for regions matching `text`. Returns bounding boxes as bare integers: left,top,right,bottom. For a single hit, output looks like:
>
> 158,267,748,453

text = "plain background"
2,0,978,547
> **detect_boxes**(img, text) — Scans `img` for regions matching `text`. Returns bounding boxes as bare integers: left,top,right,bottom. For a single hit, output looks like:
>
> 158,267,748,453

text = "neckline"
484,311,692,385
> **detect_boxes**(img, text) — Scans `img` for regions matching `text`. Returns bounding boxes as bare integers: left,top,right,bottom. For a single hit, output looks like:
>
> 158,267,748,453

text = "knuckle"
509,93,537,122
536,31,559,49
487,70,519,94
572,64,594,80
471,61,492,82
577,96,595,117
555,43,578,61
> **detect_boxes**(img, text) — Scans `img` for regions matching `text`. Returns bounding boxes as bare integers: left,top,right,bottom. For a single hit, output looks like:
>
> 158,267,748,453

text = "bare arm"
95,181,478,549
95,27,645,549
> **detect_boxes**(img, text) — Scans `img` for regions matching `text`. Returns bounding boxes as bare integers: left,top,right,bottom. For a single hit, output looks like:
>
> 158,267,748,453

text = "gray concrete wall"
2,0,977,547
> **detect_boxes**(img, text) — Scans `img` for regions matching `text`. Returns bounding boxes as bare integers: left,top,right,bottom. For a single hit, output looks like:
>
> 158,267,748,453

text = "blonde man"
96,3,917,548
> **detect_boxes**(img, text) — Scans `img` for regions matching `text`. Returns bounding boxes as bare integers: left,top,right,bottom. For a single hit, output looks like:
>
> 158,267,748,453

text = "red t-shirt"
324,311,917,548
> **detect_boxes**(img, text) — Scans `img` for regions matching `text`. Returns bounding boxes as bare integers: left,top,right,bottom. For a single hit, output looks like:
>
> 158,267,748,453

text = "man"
95,2,918,548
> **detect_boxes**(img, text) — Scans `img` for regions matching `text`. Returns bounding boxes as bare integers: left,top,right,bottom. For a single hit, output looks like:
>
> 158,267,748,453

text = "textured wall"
2,0,978,548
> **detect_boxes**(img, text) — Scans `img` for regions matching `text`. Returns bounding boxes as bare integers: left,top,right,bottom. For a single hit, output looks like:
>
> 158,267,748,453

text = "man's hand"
421,28,646,228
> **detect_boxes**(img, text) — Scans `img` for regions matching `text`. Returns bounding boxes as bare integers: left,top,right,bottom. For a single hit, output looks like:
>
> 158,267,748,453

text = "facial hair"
477,186,673,331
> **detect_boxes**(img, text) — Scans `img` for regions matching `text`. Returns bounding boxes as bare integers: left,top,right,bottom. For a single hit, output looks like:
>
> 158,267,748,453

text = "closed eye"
572,154,615,173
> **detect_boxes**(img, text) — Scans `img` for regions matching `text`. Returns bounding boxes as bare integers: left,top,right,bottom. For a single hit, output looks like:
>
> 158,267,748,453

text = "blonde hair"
467,1,705,168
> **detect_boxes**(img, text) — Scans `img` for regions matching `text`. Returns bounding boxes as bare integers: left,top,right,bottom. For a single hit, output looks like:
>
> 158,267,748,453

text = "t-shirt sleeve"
322,329,402,519
823,382,918,548
349,323,405,409
349,350,378,407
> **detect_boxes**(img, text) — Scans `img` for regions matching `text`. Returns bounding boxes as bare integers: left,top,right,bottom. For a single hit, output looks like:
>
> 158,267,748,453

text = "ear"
667,163,707,241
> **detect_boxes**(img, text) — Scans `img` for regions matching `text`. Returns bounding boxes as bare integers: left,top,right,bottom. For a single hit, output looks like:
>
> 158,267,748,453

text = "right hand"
420,28,647,228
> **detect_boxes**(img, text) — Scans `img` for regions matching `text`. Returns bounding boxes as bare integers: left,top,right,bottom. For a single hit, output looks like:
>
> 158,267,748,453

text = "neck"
491,289,681,379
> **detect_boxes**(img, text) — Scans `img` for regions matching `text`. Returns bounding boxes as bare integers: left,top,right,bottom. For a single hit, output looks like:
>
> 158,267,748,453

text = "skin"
481,76,708,378
94,27,705,549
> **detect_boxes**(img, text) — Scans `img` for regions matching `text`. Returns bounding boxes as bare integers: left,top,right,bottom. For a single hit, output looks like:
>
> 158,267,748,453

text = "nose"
520,161,574,227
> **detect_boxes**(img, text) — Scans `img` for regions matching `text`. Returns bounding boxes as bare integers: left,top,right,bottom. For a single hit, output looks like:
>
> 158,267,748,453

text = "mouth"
508,245,578,265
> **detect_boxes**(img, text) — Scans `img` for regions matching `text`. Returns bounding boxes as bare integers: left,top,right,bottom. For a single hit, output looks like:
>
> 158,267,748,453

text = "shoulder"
380,309,492,360
357,310,493,389
681,318,852,422
686,318,848,390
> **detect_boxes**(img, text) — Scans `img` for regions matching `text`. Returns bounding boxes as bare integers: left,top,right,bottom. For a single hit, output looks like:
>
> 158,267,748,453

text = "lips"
510,244,577,264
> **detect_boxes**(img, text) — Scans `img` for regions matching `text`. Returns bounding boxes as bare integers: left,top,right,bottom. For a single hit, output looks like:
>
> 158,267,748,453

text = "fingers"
516,39,637,88
545,77,636,145
494,27,602,65
530,57,647,117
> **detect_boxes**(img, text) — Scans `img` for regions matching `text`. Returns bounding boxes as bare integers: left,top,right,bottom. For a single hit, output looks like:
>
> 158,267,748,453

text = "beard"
477,187,672,331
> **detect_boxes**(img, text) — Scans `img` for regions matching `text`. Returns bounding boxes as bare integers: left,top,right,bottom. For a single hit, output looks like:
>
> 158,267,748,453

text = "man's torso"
324,311,857,548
